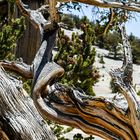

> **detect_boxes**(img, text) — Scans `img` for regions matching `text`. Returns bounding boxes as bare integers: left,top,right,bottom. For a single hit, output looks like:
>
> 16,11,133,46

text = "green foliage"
94,9,132,37
96,31,140,64
71,15,81,29
103,31,121,49
0,17,25,60
110,79,119,93
129,33,140,64
91,8,133,50
22,79,32,94
61,14,75,30
137,90,140,96
55,19,100,96
47,120,95,140
103,31,123,59
47,120,73,140
99,55,105,64
0,0,25,60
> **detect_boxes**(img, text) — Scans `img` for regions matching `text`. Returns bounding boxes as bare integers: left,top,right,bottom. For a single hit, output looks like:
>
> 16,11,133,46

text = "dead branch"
0,60,32,79
16,0,56,32
110,24,140,139
1,0,140,139
102,8,115,36
0,68,56,140
58,0,140,13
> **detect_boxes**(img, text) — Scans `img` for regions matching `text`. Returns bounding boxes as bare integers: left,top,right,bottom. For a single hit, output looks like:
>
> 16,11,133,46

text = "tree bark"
0,0,7,18
15,0,44,64
58,0,140,12
0,68,56,140
15,0,140,64
1,0,140,139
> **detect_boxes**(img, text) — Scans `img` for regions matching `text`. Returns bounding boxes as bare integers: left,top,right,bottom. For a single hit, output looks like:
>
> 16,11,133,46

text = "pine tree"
54,17,100,96
0,0,25,60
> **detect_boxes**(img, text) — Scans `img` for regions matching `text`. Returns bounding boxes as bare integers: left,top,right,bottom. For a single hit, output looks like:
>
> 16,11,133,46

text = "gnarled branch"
0,60,32,79
110,24,140,140
0,68,56,140
1,0,140,139
58,0,140,12
102,8,115,36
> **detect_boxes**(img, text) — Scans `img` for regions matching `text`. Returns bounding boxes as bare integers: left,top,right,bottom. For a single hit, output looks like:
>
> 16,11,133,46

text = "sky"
126,13,140,37
62,4,140,37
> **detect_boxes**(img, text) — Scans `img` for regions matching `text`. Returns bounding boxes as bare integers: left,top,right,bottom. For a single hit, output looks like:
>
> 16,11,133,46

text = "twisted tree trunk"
15,0,44,64
1,0,140,139
0,68,56,140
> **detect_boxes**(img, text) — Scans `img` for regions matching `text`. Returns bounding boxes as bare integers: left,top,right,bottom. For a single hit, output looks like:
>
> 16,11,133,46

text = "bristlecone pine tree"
2,0,140,139
54,17,100,96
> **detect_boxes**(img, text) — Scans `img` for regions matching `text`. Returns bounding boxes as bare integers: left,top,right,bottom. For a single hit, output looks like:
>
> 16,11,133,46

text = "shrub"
61,15,75,30
0,16,25,60
99,55,105,64
54,21,99,96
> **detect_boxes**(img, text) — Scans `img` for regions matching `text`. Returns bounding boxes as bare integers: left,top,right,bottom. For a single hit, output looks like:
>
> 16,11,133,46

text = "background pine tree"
54,17,100,96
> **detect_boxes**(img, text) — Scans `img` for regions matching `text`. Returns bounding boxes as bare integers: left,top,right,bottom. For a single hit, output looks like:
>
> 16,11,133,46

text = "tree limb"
16,0,56,32
0,68,56,140
0,60,33,79
102,8,115,36
30,22,139,139
110,25,140,140
58,0,140,12
0,127,9,140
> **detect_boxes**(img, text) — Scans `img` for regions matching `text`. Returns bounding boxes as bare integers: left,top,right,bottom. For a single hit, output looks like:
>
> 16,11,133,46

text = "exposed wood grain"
15,0,43,64
1,0,140,139
58,0,140,12
0,60,32,78
0,68,56,140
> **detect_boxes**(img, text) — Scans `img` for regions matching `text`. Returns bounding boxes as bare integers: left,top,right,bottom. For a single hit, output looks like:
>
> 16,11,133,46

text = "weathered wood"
30,24,139,139
1,0,140,139
0,0,7,17
57,0,140,12
0,60,32,78
15,0,44,64
110,24,140,140
0,127,9,140
0,68,56,140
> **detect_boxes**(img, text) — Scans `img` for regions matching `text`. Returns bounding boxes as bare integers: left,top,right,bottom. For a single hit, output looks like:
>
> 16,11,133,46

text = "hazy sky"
126,14,140,37
62,4,140,37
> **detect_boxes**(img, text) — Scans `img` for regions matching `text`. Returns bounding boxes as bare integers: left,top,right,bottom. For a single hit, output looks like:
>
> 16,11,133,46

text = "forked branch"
16,0,56,31
110,25,140,139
